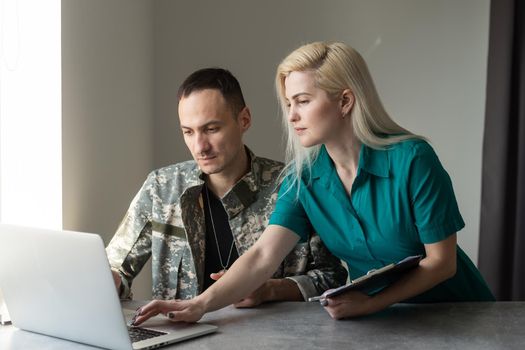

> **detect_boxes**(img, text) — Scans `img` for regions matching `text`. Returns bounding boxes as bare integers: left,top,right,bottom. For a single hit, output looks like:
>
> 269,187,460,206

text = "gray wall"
62,0,490,299
154,0,490,261
62,0,154,298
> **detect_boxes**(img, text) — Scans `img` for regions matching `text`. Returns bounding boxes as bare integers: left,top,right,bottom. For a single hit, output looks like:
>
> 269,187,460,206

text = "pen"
308,296,323,302
308,295,328,306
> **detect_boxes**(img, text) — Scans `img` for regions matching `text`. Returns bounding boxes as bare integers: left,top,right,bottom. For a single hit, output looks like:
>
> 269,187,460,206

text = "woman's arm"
324,234,457,319
132,224,300,324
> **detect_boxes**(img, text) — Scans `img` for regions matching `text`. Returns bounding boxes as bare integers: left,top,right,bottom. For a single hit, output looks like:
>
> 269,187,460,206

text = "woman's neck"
324,127,362,176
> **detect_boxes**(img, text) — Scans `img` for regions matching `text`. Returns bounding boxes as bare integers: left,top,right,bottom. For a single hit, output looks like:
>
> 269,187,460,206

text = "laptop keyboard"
128,326,167,343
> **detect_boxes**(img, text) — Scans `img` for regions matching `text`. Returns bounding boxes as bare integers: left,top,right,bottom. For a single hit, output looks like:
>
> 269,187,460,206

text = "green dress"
269,139,494,302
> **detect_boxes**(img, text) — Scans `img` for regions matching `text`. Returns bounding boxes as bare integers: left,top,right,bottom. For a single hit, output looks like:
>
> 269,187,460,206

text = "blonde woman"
133,42,494,324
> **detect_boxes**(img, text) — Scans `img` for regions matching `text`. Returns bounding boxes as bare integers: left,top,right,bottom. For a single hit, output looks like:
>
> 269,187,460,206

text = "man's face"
179,89,250,176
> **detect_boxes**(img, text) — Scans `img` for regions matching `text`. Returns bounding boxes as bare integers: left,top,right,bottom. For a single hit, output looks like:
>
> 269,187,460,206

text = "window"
0,0,61,229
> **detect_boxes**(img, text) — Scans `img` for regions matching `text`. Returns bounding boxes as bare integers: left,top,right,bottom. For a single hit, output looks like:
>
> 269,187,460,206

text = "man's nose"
195,133,211,155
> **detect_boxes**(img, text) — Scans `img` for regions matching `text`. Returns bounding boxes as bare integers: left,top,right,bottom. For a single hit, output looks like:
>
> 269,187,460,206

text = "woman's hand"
323,290,373,319
131,299,206,325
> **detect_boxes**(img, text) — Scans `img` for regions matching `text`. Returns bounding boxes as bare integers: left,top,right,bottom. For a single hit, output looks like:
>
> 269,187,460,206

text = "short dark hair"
177,68,246,116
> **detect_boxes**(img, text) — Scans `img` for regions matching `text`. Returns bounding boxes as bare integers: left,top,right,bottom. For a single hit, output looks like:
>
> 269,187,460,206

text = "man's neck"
206,147,250,198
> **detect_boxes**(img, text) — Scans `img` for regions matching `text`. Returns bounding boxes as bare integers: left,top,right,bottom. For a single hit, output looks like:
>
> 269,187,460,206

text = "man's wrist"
118,278,126,297
261,279,302,302
260,280,275,302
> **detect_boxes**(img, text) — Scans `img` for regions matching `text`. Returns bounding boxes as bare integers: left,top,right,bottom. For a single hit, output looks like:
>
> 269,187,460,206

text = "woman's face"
284,71,345,147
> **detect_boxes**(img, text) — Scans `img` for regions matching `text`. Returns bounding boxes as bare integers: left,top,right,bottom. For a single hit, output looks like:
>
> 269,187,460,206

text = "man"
106,68,346,306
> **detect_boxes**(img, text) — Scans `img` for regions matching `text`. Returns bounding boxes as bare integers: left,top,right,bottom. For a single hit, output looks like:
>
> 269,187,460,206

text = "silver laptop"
0,224,217,350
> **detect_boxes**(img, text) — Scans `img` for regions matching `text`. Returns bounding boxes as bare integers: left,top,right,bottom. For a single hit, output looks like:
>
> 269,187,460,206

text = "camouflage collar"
193,146,261,219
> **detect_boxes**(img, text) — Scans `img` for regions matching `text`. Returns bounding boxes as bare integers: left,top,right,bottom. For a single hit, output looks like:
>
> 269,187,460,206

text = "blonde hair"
275,41,424,192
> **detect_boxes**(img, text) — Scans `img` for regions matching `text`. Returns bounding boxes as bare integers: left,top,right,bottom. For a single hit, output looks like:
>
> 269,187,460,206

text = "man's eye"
183,130,193,135
207,128,218,133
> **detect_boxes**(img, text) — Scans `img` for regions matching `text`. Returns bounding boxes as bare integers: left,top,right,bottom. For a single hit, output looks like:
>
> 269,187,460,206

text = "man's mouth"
198,155,216,161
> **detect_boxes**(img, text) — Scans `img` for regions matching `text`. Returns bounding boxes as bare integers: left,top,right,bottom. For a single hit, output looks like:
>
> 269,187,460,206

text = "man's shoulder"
251,155,284,187
147,160,201,186
154,160,199,174
252,155,284,173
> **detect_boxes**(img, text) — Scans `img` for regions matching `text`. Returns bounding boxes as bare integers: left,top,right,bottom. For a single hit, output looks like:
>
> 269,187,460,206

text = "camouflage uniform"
106,148,347,300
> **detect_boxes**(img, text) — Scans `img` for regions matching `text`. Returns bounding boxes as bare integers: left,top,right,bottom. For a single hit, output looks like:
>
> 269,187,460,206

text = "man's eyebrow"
180,120,224,129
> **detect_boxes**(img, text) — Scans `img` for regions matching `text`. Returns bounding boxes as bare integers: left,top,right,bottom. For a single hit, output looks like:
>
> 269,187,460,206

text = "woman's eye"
298,100,309,105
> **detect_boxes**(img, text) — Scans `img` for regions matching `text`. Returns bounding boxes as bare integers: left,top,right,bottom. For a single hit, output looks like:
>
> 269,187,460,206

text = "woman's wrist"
194,292,212,313
363,294,383,315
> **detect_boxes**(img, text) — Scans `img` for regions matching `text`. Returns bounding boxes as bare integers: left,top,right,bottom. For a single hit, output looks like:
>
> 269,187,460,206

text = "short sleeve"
269,175,312,243
408,142,465,244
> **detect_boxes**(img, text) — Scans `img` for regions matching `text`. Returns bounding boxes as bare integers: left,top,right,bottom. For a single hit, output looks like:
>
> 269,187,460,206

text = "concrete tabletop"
1,301,524,349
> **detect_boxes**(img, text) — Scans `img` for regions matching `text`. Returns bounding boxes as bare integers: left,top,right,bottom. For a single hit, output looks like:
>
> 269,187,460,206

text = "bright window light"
0,0,61,229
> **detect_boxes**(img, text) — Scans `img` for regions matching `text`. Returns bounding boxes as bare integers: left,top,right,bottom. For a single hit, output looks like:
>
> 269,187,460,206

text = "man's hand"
210,271,269,308
132,299,206,325
111,269,122,293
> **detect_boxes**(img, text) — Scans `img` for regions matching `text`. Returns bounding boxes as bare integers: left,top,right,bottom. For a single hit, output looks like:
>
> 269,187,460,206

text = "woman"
133,42,494,324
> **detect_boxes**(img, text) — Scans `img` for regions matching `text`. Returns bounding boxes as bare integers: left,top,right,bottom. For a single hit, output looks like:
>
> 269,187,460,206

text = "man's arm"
238,232,349,305
107,223,152,299
282,233,348,300
106,174,155,299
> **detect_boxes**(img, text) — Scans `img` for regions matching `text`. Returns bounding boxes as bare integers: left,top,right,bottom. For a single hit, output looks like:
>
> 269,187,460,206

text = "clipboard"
309,255,423,301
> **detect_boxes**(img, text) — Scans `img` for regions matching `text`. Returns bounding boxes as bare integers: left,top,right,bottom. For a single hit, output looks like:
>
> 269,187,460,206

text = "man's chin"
198,164,223,175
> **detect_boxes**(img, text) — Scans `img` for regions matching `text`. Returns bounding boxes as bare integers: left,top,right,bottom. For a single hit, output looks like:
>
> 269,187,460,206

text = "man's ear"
237,107,252,131
341,89,354,116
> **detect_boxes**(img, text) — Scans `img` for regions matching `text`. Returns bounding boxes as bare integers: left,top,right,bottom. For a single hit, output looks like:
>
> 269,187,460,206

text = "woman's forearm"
368,255,456,313
197,244,279,312
367,235,458,314
197,225,301,312
324,235,458,319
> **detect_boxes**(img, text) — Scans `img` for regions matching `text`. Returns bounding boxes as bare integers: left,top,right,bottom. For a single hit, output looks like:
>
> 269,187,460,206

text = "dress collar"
311,144,390,180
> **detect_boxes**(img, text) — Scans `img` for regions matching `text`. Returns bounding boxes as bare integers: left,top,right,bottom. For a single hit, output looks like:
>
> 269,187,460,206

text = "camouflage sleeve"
283,233,348,300
106,173,156,299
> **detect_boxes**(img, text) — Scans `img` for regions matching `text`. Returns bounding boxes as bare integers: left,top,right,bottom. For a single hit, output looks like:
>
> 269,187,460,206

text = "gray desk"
1,302,524,349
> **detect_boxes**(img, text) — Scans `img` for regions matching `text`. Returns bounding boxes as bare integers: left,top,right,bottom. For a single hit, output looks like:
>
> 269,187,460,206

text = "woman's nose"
288,106,299,123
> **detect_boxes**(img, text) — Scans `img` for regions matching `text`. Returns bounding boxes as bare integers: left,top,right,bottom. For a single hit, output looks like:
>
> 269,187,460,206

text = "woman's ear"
341,89,354,116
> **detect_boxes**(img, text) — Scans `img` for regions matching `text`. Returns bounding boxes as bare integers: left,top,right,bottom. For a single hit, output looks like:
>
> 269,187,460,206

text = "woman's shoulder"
378,138,442,177
386,137,436,159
